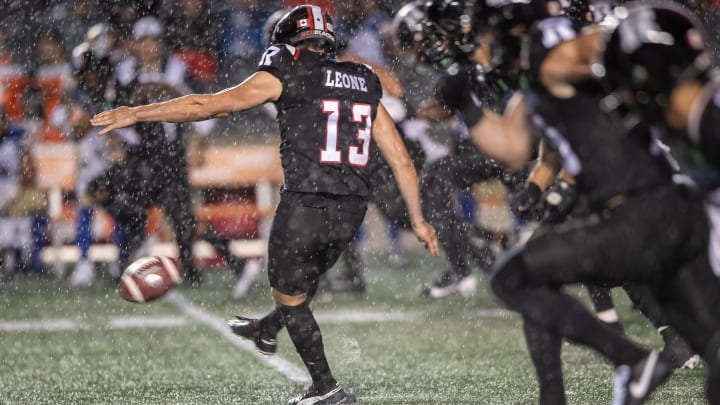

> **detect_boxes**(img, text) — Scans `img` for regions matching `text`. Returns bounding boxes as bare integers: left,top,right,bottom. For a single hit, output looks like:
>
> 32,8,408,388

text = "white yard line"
315,309,424,323
165,291,311,385
1,296,513,388
0,319,80,332
0,308,511,333
107,315,187,329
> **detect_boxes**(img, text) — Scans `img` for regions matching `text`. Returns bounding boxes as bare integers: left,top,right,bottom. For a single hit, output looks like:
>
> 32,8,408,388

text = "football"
118,256,183,303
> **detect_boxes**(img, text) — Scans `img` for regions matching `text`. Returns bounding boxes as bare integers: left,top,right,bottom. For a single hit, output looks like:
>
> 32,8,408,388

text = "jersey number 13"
320,100,372,167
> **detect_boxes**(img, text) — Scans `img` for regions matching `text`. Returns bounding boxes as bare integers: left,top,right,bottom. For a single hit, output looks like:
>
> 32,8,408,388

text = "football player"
461,1,715,404
414,0,530,298
601,3,720,403
91,5,440,404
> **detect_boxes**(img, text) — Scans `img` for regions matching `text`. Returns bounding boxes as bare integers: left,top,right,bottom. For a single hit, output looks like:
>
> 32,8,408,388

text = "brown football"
118,256,183,303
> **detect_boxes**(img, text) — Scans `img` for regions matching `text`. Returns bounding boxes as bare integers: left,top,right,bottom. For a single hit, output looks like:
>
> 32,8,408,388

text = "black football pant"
267,191,367,296
421,140,522,277
266,191,367,392
491,186,720,403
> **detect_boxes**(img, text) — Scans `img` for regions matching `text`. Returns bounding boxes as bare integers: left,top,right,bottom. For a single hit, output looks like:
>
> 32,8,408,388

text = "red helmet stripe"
305,6,315,29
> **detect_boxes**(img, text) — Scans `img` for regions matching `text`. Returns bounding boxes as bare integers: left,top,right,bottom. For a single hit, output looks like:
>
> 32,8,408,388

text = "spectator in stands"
0,31,28,123
164,0,223,91
27,28,74,143
218,0,270,87
0,107,22,223
337,1,392,66
42,0,105,56
0,108,47,275
108,0,141,59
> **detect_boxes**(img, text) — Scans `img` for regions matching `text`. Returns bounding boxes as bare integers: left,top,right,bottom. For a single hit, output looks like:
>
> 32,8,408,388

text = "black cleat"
612,350,674,405
227,316,277,356
287,383,355,405
660,329,701,369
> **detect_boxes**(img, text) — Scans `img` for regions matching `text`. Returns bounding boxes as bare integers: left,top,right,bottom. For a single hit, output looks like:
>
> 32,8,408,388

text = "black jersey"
257,44,383,197
688,79,720,169
527,83,672,208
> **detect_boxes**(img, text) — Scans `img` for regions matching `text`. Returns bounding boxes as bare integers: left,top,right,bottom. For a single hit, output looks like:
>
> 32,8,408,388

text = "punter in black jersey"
91,5,440,405
462,3,720,403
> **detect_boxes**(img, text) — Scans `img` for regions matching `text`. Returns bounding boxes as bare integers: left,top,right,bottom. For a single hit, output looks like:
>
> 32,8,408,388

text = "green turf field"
0,253,708,404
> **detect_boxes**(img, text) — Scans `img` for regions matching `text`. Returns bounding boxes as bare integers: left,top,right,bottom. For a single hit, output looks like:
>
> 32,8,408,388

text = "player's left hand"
413,221,441,257
90,106,137,135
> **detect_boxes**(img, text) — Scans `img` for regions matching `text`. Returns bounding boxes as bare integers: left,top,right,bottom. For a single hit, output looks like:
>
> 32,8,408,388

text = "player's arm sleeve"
256,44,296,86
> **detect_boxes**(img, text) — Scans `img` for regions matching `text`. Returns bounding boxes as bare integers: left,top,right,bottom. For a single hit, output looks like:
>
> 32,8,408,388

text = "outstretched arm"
91,71,283,135
371,104,441,257
470,93,533,171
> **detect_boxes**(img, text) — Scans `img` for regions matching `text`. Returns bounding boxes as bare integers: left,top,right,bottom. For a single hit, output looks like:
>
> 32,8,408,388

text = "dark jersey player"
91,5,440,405
416,0,526,298
600,4,720,403
466,4,719,404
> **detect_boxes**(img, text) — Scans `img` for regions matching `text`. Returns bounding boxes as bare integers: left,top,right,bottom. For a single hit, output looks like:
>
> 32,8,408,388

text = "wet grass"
0,253,708,404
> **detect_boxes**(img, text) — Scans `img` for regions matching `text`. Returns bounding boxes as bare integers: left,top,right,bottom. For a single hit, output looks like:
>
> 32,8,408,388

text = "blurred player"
67,34,118,286
601,4,720,402
459,2,720,403
413,0,527,298
91,5,440,404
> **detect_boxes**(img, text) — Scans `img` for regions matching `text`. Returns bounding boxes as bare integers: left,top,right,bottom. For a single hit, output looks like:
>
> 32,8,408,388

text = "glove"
542,180,578,224
509,182,543,221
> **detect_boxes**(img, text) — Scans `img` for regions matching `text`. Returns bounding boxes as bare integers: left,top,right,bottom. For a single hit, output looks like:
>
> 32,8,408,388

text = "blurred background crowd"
0,0,719,285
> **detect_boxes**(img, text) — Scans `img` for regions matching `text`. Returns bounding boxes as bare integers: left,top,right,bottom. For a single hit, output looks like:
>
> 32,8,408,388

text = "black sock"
587,285,615,313
258,308,284,337
491,252,647,366
279,302,336,391
623,283,667,329
524,319,566,405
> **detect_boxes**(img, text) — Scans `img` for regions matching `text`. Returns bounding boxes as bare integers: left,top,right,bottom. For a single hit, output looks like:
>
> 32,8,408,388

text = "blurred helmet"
421,0,479,71
272,5,336,55
263,9,289,48
478,0,566,70
391,2,427,52
602,2,713,123
420,0,564,73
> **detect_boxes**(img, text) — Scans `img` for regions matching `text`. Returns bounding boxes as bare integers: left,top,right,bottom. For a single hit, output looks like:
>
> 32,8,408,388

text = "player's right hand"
509,182,543,221
90,106,138,135
412,221,441,257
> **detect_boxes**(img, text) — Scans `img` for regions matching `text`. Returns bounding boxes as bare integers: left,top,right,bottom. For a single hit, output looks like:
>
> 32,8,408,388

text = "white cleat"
69,259,94,287
422,272,478,299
